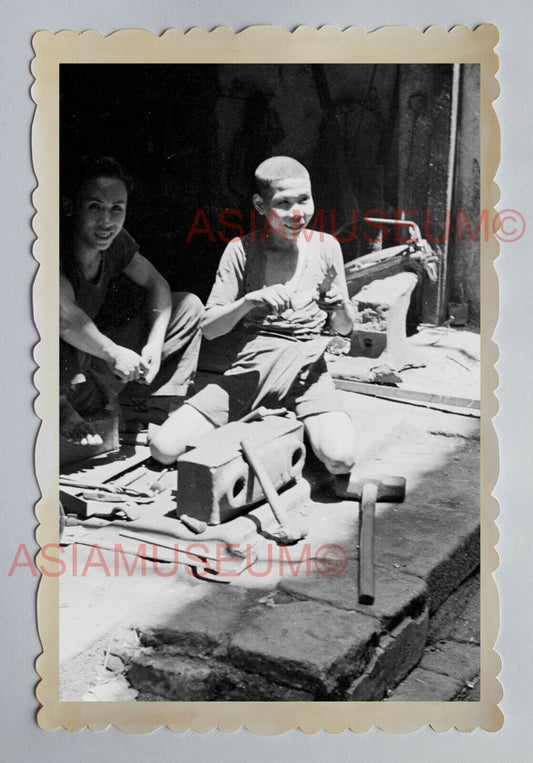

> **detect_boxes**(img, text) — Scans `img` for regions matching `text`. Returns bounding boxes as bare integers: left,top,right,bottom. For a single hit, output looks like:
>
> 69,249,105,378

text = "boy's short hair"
61,154,134,202
254,156,310,198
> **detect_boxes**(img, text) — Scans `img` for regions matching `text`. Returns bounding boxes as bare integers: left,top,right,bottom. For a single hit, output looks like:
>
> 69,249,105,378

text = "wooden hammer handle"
359,482,378,605
241,437,293,537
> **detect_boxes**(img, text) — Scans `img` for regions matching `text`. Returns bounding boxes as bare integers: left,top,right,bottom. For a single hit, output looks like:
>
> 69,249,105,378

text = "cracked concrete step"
228,600,381,696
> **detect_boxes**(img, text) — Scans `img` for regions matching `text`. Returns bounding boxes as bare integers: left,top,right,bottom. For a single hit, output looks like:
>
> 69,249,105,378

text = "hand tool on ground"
334,473,406,605
121,466,149,487
80,489,154,504
60,476,148,498
241,436,308,544
148,468,170,494
64,500,141,522
238,406,290,423
179,514,208,534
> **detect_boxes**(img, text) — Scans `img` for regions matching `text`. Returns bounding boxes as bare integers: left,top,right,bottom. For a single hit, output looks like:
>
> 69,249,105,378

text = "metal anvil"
177,417,306,524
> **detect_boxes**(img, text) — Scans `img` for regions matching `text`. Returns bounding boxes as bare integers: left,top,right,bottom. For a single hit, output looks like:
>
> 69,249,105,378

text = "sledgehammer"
334,473,406,605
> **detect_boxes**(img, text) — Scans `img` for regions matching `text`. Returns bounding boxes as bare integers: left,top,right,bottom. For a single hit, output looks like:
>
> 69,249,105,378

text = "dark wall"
60,64,406,300
61,64,223,299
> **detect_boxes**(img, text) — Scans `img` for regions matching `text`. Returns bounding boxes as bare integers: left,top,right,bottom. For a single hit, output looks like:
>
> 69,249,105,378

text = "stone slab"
386,667,465,701
278,560,427,630
376,510,479,614
420,640,480,682
214,664,315,701
229,600,380,696
139,586,250,658
127,651,215,701
372,431,480,613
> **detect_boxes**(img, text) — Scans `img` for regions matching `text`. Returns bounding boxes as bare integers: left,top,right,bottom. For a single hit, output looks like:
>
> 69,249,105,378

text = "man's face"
73,176,128,252
256,175,315,239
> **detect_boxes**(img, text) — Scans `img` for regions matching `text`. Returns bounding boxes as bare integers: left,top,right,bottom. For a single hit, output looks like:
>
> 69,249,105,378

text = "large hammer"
334,473,406,605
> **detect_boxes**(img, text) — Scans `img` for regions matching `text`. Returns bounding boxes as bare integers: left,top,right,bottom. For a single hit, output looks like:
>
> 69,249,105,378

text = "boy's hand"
106,345,146,383
139,341,163,385
320,285,347,311
245,284,292,313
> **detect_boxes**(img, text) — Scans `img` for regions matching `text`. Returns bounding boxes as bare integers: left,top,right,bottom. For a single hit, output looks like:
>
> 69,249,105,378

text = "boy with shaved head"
151,156,357,474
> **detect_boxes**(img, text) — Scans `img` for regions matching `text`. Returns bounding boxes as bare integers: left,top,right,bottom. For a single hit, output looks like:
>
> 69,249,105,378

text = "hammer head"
334,473,406,503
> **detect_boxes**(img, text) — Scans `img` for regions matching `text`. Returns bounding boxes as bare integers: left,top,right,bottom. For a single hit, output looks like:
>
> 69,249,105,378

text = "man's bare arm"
122,252,172,348
60,274,145,382
324,245,355,336
201,285,292,340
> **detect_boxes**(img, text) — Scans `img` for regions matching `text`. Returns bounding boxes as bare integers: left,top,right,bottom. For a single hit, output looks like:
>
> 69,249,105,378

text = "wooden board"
334,377,480,415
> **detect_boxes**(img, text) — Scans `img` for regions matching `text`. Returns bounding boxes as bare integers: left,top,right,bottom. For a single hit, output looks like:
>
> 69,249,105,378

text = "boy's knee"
306,415,356,475
148,426,182,465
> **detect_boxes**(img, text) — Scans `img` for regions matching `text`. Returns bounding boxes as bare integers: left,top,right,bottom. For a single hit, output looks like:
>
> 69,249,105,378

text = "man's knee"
171,292,204,326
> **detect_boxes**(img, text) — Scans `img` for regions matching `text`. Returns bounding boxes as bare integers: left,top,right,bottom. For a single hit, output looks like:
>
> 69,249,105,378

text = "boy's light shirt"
207,229,348,340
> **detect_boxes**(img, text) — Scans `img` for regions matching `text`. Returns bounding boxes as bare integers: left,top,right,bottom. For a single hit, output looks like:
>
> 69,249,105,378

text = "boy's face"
73,176,128,252
254,175,314,238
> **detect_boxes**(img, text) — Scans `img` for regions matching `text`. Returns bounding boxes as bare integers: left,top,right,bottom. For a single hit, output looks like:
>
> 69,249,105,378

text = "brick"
279,560,427,630
229,600,380,696
345,608,429,700
420,640,479,682
139,586,249,658
127,651,215,700
386,667,464,701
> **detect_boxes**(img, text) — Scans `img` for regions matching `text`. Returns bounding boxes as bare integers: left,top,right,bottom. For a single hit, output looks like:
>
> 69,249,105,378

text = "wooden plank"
333,377,480,414
61,445,151,483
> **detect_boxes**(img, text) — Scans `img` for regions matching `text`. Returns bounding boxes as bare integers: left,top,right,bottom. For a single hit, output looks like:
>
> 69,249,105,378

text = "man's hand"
139,341,163,385
245,284,292,313
106,345,146,383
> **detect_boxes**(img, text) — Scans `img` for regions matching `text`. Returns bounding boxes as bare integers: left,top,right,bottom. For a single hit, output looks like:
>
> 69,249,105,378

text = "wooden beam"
333,377,480,416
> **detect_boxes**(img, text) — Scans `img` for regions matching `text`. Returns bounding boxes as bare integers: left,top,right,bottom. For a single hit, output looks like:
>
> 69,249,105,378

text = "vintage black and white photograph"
31,26,499,730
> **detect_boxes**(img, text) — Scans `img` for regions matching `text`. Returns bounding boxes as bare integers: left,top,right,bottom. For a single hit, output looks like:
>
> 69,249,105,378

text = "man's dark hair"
61,154,134,201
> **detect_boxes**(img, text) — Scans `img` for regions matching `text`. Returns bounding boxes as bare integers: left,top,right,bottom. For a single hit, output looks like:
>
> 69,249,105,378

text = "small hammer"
334,473,406,605
241,437,308,544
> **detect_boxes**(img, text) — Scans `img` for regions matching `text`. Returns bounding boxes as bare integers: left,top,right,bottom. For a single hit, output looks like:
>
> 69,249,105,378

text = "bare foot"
60,397,103,446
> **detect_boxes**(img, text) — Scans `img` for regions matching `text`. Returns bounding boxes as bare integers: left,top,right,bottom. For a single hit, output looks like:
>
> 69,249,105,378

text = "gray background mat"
0,0,529,759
